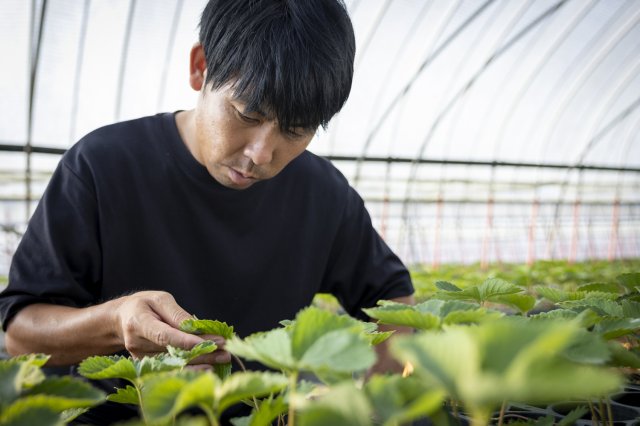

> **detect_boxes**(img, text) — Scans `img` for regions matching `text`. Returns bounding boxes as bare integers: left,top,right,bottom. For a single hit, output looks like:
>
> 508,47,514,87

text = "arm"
368,294,415,377
5,291,230,366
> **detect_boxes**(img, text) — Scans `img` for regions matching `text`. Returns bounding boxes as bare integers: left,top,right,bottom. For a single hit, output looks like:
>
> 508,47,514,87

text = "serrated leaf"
180,319,235,339
560,298,624,317
366,331,394,345
577,282,621,294
140,370,215,423
135,354,186,377
491,293,536,314
226,329,296,372
299,329,375,375
107,385,139,405
167,341,217,364
229,394,287,426
617,272,640,291
561,330,611,364
607,341,640,368
435,281,462,292
621,300,640,318
23,376,105,406
434,286,481,303
78,355,137,382
594,318,640,339
535,286,582,303
60,407,89,423
442,309,503,325
557,406,589,426
291,307,363,360
216,372,288,414
10,353,50,368
0,395,63,426
298,383,372,426
363,304,441,330
478,278,523,301
364,375,444,425
0,356,48,403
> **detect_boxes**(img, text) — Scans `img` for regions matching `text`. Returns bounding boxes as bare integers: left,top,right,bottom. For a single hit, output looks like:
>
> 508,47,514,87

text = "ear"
189,43,207,91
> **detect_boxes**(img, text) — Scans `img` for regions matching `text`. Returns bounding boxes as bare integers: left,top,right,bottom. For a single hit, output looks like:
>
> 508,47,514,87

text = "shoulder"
287,151,350,190
61,114,170,177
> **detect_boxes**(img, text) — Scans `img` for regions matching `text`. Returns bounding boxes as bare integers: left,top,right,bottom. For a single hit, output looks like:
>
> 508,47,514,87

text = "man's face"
193,82,316,190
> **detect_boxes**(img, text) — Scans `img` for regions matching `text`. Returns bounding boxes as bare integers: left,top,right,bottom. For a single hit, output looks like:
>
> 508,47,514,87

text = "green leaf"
560,298,624,317
180,319,235,339
226,329,296,372
216,372,288,414
364,375,444,425
140,370,215,424
229,395,287,426
135,353,187,377
167,341,217,364
621,300,640,318
363,303,441,330
557,406,589,426
0,396,63,426
291,307,362,360
299,329,375,375
491,293,536,314
617,272,640,291
0,355,50,403
606,341,640,368
78,355,137,382
23,376,105,407
435,281,462,292
298,383,372,426
9,353,50,368
594,318,640,339
535,286,582,303
60,407,89,423
478,278,523,301
442,309,503,325
107,385,139,405
561,330,611,364
366,331,394,346
577,282,621,294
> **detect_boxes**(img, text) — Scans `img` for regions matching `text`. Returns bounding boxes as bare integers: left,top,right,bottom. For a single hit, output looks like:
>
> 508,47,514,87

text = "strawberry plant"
0,354,105,425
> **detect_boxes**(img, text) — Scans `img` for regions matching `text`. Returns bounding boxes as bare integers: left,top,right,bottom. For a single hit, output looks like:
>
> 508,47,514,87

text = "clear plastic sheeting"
0,0,639,273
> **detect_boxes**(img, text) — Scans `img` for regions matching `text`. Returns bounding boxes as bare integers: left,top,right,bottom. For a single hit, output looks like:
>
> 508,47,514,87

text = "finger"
189,350,231,366
201,334,226,348
146,292,194,328
140,318,203,350
185,364,213,372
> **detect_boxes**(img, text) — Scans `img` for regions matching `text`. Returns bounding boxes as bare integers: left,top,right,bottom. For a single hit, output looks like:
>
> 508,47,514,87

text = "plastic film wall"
0,0,639,274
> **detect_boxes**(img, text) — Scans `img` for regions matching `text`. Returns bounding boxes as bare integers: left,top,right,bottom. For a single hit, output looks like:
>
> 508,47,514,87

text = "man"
0,0,414,422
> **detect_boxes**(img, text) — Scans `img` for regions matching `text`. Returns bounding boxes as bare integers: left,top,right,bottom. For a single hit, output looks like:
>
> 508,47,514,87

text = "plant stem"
288,371,299,426
587,400,600,425
497,400,507,426
200,404,218,426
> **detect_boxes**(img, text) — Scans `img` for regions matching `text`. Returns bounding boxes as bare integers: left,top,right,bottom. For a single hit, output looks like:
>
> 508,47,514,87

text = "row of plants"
0,271,639,425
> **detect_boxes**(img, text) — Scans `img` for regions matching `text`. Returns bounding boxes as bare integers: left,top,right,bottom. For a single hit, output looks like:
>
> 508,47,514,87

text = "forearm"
5,301,124,366
370,294,415,376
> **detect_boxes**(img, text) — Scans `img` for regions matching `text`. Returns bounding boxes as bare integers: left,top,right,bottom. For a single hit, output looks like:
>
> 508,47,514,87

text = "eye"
234,107,259,124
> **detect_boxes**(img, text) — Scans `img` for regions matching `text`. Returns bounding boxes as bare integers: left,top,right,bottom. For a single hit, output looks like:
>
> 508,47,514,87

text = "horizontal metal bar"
0,144,66,155
1,143,639,173
328,155,640,173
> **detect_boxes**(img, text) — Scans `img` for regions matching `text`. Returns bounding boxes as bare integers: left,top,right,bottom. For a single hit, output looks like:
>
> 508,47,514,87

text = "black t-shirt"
1,112,413,337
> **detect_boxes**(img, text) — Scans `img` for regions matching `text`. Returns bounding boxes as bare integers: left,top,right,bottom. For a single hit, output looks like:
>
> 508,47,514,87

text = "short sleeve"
0,157,103,331
319,186,414,320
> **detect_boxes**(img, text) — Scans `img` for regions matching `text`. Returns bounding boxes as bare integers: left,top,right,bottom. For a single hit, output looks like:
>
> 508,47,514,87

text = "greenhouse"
0,0,639,425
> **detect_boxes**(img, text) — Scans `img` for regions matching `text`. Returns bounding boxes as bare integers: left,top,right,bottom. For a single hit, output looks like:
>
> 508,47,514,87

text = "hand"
114,290,230,365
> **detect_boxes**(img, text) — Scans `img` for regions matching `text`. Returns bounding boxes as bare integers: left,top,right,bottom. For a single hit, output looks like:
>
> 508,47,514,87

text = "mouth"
227,166,257,186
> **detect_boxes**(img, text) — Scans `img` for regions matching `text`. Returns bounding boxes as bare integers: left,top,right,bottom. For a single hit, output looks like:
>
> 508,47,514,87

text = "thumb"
147,292,194,329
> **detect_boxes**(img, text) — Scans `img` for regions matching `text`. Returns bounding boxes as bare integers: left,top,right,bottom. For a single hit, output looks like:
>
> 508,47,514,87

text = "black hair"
198,0,355,131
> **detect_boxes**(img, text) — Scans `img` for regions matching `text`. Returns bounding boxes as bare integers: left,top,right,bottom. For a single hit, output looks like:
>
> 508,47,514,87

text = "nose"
243,124,279,166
